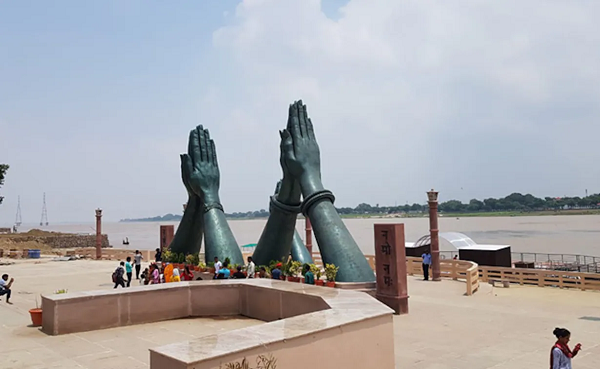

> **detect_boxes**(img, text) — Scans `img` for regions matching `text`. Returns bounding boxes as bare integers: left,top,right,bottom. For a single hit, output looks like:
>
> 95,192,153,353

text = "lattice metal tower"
15,196,22,227
40,193,48,226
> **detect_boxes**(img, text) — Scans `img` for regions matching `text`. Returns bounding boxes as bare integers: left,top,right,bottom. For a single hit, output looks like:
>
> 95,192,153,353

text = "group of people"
212,256,256,279
112,250,144,288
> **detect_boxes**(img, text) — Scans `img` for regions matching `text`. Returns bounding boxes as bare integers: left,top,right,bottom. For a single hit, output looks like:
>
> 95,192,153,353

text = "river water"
18,215,600,257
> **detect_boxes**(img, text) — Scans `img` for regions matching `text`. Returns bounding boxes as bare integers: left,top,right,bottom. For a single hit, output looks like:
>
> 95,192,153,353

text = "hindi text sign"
374,223,409,314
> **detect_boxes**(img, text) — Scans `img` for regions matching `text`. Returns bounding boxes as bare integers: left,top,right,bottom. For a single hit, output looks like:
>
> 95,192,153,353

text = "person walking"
125,257,133,287
0,274,14,304
134,250,143,279
421,250,432,281
213,256,222,279
155,248,162,262
551,327,581,369
246,256,255,278
113,262,126,288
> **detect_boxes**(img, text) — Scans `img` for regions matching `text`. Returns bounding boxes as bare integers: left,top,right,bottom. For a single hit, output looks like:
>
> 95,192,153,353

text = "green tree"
0,164,8,205
439,200,464,213
467,199,484,212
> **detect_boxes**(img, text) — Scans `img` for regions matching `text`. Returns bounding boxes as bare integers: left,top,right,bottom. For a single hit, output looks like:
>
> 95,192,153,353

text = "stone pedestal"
374,224,409,314
95,209,102,260
160,225,174,251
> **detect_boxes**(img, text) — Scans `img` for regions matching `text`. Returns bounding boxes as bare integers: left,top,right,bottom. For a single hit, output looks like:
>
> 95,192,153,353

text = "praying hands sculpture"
168,100,375,283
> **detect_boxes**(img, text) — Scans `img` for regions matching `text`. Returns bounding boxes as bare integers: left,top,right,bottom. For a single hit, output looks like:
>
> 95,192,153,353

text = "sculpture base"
376,293,409,315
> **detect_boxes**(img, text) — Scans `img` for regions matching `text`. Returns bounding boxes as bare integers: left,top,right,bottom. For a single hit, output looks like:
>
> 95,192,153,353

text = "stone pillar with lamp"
427,189,441,281
95,209,102,260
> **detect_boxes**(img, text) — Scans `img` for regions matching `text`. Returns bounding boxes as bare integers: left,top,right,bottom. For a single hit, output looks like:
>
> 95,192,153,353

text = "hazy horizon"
2,0,599,224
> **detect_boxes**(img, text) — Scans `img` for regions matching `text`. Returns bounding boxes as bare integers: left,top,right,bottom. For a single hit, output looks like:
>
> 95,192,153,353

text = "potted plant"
207,261,215,274
197,261,206,272
311,264,324,286
30,289,67,327
185,254,196,267
324,263,339,287
192,254,201,271
29,296,43,327
163,250,173,264
287,261,302,282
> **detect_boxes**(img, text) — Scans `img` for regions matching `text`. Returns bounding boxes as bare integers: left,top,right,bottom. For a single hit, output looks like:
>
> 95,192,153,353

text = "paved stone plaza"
0,258,599,368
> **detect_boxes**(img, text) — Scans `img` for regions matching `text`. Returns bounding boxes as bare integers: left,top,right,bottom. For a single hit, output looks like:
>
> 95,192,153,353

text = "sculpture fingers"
279,129,296,162
198,126,208,162
288,101,302,140
297,101,308,138
181,154,194,183
307,118,317,142
209,139,218,169
273,180,283,196
204,129,212,164
188,126,203,167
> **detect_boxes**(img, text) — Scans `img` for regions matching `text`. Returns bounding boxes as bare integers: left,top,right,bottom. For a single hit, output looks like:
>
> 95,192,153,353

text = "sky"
1,0,599,224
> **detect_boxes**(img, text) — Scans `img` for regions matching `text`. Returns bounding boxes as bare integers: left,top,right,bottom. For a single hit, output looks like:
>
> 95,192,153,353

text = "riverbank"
338,208,600,219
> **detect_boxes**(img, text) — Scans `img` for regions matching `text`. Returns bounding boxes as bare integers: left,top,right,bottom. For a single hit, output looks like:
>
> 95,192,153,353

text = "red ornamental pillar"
305,217,313,255
95,209,103,260
427,189,441,281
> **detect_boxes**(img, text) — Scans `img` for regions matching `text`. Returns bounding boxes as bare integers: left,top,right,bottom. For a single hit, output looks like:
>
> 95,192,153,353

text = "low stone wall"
41,279,395,368
6,234,110,249
73,248,152,261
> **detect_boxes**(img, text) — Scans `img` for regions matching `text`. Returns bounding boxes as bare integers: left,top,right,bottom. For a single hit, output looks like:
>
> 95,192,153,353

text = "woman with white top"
551,327,581,369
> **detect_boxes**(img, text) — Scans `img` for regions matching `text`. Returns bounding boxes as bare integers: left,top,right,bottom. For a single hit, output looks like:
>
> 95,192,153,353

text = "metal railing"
511,252,599,273
512,252,599,265
437,251,600,273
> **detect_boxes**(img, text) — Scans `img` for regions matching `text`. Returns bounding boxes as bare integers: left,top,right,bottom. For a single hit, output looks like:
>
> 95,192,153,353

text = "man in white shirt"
246,256,256,278
0,274,14,304
213,256,222,279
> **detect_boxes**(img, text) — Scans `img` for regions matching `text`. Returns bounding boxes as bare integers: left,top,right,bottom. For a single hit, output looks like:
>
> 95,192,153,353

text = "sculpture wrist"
276,177,301,206
203,202,224,214
299,173,325,198
187,194,200,208
301,189,335,216
202,192,221,206
270,196,301,215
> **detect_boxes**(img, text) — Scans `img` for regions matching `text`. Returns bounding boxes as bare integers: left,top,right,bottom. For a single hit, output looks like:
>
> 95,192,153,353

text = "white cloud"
204,0,600,209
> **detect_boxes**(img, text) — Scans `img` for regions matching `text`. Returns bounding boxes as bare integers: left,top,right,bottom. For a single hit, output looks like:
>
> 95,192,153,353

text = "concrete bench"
489,279,510,288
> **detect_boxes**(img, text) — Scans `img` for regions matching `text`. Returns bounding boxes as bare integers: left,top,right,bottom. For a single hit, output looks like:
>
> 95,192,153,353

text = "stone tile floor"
1,258,600,368
0,258,260,368
395,275,600,369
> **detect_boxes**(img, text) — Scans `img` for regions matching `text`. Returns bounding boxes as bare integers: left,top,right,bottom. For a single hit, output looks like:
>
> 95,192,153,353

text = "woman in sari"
150,264,161,284
551,327,581,369
171,268,181,282
182,266,195,281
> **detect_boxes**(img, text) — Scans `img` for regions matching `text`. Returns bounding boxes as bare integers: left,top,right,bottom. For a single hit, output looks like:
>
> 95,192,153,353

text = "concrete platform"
0,258,599,368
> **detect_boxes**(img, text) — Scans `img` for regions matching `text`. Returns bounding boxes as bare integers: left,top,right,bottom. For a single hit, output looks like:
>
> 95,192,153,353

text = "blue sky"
1,0,599,223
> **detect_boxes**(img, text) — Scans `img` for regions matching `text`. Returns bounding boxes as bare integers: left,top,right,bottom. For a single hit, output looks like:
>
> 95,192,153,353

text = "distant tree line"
336,192,600,215
121,192,600,222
